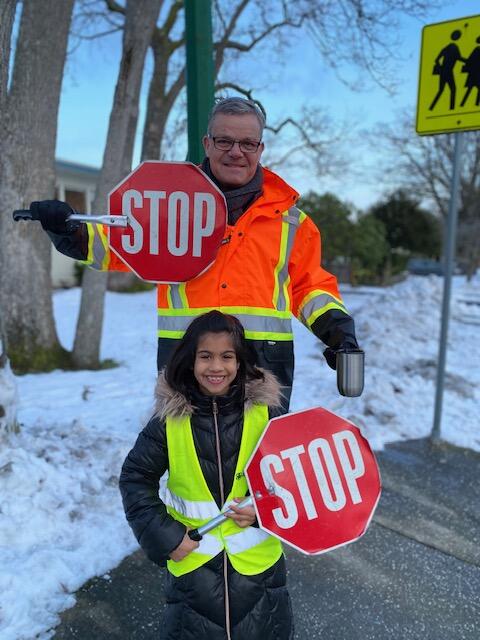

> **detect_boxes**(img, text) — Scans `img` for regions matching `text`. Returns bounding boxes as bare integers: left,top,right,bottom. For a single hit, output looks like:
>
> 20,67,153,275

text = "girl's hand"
169,530,199,562
225,497,256,528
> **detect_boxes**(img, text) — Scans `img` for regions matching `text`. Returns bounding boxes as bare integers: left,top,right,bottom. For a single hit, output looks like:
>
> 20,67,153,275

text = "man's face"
202,113,264,189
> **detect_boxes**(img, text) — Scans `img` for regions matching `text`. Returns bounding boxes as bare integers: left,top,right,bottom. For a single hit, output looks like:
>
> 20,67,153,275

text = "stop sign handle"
188,495,255,541
69,213,129,227
12,209,129,228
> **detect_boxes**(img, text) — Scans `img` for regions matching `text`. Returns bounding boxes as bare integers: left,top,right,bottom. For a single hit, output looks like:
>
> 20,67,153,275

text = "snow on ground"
291,274,480,452
0,274,478,639
0,346,17,434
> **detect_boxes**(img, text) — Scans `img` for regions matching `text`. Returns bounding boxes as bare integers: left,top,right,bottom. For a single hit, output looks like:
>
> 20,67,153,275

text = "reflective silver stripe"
158,312,292,336
169,284,184,309
225,528,272,555
276,207,301,312
90,224,109,270
194,534,223,557
164,488,219,520
300,292,348,325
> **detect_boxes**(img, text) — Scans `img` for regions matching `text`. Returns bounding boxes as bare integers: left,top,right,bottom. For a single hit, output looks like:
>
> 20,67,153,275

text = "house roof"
55,158,100,178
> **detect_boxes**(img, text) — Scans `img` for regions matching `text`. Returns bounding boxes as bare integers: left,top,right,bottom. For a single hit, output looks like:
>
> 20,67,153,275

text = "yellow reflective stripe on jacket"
299,289,349,327
81,222,110,270
157,307,293,341
167,283,188,309
272,207,302,312
158,206,305,340
165,404,282,577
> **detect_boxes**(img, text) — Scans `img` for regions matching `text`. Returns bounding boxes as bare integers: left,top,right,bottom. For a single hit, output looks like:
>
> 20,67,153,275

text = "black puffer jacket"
119,371,294,640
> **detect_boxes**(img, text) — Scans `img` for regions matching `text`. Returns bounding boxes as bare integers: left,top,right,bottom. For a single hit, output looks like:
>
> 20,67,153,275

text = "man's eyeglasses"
210,136,262,153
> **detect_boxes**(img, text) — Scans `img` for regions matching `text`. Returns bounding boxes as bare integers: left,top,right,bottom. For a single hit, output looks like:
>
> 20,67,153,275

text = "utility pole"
184,0,215,164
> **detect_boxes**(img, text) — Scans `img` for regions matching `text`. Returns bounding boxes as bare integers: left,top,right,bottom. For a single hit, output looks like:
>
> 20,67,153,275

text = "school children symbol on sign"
416,14,480,135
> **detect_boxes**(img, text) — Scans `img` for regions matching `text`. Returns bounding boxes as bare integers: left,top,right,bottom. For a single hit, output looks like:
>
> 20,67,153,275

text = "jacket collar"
199,160,299,219
258,166,299,213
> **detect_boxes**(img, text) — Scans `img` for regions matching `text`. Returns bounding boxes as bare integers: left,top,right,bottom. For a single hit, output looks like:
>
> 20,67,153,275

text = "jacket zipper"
212,399,232,640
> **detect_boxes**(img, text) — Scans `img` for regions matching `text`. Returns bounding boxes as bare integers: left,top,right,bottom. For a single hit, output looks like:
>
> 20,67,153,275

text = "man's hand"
323,342,359,370
169,530,199,562
29,200,78,235
225,497,256,528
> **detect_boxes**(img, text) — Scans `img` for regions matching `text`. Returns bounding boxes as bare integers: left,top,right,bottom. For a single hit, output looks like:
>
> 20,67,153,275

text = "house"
52,159,99,287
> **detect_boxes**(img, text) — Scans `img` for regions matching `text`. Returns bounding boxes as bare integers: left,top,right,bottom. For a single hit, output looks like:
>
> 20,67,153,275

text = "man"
31,97,360,411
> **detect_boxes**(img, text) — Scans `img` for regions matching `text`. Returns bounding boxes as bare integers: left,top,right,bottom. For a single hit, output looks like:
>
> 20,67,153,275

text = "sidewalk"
53,438,480,639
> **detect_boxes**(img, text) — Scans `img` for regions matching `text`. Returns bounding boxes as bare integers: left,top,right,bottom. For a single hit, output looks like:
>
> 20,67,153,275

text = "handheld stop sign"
108,161,227,282
12,161,226,284
189,408,381,555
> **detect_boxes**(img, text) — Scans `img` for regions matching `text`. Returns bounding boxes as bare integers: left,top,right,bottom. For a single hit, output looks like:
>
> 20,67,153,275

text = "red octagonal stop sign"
245,407,381,555
108,161,227,282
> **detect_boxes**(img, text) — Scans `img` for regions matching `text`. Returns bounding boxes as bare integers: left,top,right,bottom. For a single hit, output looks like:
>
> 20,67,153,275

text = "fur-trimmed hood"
154,369,282,421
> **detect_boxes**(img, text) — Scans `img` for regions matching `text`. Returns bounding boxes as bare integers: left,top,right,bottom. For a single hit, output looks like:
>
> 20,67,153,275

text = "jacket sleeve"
289,212,358,349
47,222,130,272
47,225,89,261
119,416,186,566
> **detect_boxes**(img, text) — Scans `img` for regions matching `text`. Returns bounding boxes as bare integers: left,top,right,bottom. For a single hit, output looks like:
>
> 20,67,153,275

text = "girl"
119,310,294,639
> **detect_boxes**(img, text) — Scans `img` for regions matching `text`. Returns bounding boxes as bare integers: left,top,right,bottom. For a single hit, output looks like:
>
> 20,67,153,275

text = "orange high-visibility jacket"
84,167,348,344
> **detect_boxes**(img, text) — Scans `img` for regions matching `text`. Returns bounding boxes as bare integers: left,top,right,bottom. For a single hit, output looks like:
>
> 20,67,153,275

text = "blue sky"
56,0,477,211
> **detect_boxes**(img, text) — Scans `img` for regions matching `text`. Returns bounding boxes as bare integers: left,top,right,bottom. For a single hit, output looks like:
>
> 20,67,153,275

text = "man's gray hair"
207,97,266,137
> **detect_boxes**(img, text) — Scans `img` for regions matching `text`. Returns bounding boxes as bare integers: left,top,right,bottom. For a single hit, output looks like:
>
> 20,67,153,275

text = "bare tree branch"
374,111,480,275
73,26,122,39
305,0,447,92
104,0,126,15
214,81,266,117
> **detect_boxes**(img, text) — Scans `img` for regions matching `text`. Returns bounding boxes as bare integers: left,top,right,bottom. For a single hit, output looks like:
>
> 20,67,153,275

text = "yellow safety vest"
165,404,283,577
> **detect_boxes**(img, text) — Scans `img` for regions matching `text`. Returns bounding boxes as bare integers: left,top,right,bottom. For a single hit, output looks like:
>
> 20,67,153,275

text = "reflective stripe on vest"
158,307,293,341
299,289,349,328
82,222,110,270
157,206,303,342
167,283,188,309
272,207,304,312
165,404,282,577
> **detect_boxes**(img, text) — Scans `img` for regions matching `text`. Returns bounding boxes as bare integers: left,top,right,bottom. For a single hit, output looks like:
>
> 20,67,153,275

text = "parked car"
407,258,444,275
407,258,463,276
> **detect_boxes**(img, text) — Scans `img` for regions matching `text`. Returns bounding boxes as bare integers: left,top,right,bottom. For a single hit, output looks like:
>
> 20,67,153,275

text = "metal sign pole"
431,131,463,441
184,0,215,164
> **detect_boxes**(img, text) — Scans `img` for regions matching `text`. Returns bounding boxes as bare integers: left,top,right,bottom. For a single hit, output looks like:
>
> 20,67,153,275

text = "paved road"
53,438,480,639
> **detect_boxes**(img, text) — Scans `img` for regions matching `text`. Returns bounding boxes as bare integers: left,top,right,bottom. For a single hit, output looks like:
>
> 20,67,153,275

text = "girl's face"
194,331,239,396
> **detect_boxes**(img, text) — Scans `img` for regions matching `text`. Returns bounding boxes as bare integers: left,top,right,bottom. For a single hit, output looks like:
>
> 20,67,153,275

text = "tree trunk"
72,0,161,369
0,1,19,433
0,0,74,373
141,35,185,161
0,1,16,106
0,335,18,435
107,27,183,293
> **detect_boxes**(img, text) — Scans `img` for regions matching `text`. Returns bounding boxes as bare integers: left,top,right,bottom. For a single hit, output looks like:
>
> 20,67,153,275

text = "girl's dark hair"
165,310,264,397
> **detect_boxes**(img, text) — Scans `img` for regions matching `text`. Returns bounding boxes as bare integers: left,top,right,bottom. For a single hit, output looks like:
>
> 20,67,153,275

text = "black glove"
323,342,359,370
29,200,79,235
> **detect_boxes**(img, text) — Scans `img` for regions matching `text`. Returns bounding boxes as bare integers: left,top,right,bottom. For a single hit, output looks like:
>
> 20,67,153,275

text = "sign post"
184,0,215,164
108,161,227,283
431,131,463,441
416,15,480,441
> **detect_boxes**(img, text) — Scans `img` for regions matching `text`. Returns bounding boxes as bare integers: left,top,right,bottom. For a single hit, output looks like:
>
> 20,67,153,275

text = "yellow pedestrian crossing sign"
416,14,480,135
